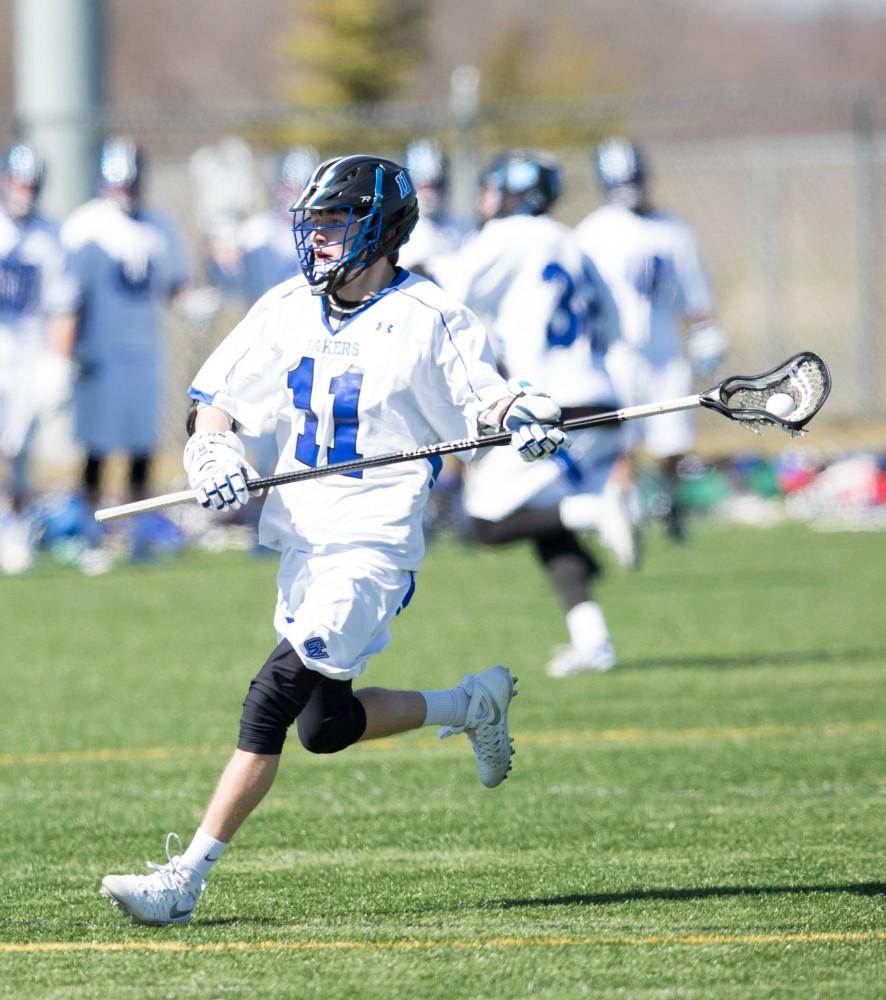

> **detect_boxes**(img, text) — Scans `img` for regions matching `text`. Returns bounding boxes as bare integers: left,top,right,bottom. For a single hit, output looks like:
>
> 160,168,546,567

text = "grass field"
1,521,884,999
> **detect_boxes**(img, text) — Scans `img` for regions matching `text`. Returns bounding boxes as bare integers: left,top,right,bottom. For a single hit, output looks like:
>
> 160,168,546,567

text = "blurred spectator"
0,143,77,574
398,138,472,270
188,136,256,302
427,150,635,677
575,137,729,542
238,147,318,306
59,136,192,571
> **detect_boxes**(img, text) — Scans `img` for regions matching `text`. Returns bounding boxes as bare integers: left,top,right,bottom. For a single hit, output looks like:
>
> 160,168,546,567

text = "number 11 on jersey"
288,358,365,477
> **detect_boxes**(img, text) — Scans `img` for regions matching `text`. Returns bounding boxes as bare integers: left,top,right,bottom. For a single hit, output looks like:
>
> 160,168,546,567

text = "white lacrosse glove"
493,378,570,462
183,430,259,511
33,350,75,416
687,320,729,380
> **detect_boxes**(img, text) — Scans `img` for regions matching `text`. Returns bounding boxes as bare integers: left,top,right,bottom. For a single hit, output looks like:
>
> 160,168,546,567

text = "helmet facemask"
292,203,384,296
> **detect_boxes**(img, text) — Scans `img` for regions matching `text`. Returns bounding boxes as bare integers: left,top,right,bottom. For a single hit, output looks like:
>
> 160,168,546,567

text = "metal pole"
854,94,881,416
13,0,104,220
450,65,480,225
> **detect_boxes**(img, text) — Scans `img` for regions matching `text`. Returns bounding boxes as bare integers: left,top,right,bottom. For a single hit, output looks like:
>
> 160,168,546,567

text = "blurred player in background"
427,150,635,677
100,153,568,926
188,135,256,303
575,137,728,542
397,138,472,270
238,147,318,305
59,136,192,571
0,143,77,574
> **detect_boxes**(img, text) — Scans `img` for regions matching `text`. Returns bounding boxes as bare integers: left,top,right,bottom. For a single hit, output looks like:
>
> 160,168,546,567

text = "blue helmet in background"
3,143,46,188
99,136,145,208
272,147,319,200
404,138,447,189
594,137,648,210
479,150,562,218
2,143,46,218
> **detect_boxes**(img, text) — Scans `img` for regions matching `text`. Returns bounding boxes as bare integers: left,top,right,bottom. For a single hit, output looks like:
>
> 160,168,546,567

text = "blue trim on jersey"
552,448,585,487
319,268,412,336
396,572,417,616
427,454,443,487
188,387,216,405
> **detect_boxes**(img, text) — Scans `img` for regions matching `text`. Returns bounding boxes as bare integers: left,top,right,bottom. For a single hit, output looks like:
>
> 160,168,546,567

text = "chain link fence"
3,91,884,480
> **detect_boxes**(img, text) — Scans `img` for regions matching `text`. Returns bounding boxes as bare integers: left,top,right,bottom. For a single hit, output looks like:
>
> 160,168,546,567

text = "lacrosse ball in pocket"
765,393,793,418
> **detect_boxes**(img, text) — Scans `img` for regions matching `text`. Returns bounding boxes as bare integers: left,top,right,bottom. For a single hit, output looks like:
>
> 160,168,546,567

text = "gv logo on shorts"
304,637,330,660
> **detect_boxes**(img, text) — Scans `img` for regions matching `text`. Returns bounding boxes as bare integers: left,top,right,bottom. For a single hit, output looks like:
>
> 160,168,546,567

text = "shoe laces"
144,832,195,895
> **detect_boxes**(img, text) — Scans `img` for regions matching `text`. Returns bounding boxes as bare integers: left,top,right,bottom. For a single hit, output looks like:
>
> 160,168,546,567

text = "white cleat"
100,833,205,926
546,640,618,678
439,665,516,788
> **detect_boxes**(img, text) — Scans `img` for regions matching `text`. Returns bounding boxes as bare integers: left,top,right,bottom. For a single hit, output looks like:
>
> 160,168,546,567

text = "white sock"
566,601,610,651
181,827,228,880
420,686,470,727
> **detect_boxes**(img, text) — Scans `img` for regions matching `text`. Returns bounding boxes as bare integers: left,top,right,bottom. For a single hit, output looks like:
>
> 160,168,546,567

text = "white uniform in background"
429,213,623,522
0,209,75,462
575,203,714,457
61,199,190,455
189,268,507,676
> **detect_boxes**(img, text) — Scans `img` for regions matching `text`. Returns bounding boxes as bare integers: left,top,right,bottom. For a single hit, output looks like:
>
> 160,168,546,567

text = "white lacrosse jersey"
0,208,74,343
574,204,714,367
0,208,77,458
61,198,190,452
238,210,299,304
427,214,620,407
189,269,508,569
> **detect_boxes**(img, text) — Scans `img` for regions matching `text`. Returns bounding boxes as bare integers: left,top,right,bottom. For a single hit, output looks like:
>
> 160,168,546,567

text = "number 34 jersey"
427,214,620,408
189,269,507,568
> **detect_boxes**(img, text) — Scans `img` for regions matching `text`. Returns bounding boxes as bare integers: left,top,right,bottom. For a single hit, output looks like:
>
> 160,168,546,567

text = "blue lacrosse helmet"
404,138,447,189
272,147,318,195
3,142,46,188
2,143,46,218
479,150,562,217
99,136,144,199
594,137,648,210
291,154,419,296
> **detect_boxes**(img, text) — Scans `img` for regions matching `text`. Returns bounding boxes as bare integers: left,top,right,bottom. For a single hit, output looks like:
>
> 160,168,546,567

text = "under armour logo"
304,637,329,660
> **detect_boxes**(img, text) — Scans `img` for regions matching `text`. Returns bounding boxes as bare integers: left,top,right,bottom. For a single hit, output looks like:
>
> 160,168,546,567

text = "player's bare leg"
199,749,280,842
356,688,426,739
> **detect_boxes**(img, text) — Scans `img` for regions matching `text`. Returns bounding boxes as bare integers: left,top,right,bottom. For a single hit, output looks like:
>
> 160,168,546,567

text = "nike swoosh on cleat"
169,903,194,919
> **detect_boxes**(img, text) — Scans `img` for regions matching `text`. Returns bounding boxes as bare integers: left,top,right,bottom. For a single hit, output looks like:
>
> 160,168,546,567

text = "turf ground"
0,521,884,998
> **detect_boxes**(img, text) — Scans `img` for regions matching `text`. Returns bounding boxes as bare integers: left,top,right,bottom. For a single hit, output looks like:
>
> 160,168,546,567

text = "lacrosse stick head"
700,352,831,436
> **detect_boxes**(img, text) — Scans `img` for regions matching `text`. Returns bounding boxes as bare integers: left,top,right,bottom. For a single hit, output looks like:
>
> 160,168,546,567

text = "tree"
269,0,430,150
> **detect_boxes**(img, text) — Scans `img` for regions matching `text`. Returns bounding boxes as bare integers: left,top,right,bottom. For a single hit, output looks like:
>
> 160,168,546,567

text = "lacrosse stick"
95,352,830,523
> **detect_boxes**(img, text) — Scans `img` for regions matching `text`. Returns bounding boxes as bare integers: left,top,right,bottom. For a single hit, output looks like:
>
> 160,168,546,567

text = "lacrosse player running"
575,138,728,542
426,150,634,678
100,154,568,926
0,144,77,574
